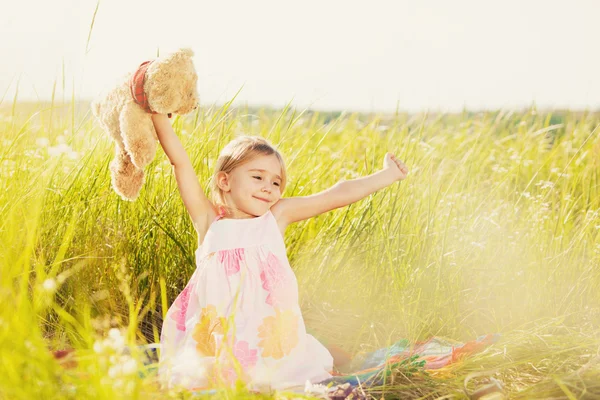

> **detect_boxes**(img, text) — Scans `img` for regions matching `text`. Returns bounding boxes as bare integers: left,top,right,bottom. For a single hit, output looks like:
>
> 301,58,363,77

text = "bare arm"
273,153,408,225
152,114,215,232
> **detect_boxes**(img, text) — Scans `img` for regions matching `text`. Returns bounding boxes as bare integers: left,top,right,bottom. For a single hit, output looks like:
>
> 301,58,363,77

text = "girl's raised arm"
152,114,216,234
273,153,408,226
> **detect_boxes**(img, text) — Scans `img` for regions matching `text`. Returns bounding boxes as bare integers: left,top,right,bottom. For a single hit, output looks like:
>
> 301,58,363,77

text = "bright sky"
1,0,598,112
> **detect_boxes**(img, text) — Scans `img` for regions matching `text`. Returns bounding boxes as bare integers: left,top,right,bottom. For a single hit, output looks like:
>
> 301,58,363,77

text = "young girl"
152,113,408,392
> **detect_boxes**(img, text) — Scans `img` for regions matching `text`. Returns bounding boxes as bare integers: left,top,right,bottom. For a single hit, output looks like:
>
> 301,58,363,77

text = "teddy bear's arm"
152,114,216,233
120,102,158,170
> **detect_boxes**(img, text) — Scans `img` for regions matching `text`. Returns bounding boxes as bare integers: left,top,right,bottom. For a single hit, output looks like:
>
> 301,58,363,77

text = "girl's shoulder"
270,201,291,237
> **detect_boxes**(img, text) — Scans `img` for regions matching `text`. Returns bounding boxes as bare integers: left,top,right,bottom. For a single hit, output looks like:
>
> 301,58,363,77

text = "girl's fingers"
387,152,408,175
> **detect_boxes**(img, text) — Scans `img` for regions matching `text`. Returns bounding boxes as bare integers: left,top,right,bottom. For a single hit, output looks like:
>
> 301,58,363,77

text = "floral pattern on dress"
214,339,259,385
259,252,291,307
218,248,245,276
170,284,192,331
257,309,299,359
233,340,258,368
192,305,223,356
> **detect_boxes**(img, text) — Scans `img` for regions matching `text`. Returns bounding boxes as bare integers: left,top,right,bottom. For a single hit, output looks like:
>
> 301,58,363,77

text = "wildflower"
108,355,137,378
535,180,554,190
108,364,123,378
107,328,126,352
24,150,43,159
2,160,15,169
305,380,329,395
509,150,521,164
36,138,50,147
93,340,104,354
42,278,57,292
121,356,138,375
48,143,72,157
491,165,508,174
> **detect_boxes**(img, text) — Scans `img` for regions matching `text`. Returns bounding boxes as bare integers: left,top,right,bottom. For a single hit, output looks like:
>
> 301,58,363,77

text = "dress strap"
213,205,226,222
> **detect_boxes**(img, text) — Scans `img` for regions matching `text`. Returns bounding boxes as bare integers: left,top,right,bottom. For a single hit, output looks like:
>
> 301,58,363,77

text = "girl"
152,113,409,392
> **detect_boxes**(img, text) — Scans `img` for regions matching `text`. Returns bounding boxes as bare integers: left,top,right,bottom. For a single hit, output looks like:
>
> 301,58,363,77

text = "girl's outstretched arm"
273,153,408,225
152,114,216,233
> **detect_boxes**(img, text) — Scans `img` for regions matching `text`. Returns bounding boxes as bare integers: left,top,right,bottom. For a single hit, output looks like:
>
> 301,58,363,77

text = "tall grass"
1,101,599,399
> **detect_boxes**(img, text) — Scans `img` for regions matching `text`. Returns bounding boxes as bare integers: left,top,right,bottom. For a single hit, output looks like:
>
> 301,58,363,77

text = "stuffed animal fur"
92,48,199,201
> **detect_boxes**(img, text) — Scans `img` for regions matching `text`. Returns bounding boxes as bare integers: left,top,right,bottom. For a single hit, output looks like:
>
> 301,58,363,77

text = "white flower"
36,138,50,147
2,160,15,168
305,380,329,395
108,328,126,351
535,180,554,190
108,328,121,340
108,364,122,378
491,165,508,174
48,143,72,157
24,150,43,159
93,340,104,354
121,356,138,375
42,278,57,292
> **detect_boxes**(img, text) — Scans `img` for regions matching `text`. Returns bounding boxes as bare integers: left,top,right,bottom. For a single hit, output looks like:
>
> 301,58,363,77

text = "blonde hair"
209,136,287,210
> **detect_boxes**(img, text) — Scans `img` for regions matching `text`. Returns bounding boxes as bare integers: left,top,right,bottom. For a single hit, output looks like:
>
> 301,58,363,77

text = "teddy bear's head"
145,48,199,115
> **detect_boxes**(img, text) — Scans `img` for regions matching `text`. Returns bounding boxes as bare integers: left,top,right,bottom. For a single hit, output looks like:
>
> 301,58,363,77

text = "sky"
1,0,598,112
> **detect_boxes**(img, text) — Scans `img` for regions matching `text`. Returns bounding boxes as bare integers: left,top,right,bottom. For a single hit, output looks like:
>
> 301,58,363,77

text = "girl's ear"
216,171,231,192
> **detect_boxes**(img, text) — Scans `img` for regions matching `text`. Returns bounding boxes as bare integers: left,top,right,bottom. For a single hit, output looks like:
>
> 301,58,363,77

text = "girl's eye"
274,182,280,187
253,176,262,180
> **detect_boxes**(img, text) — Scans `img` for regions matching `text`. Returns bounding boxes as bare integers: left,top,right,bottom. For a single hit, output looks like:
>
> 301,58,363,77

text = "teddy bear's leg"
119,102,158,170
93,102,124,146
110,147,145,201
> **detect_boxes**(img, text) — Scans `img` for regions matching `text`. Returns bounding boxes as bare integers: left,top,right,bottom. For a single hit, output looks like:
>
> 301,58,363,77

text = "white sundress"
159,209,333,392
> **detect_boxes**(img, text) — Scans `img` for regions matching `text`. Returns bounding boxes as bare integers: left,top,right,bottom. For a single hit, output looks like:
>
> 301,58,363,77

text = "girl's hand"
383,152,409,181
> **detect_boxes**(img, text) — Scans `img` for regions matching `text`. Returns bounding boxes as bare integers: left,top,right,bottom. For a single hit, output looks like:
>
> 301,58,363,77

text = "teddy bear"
92,48,199,201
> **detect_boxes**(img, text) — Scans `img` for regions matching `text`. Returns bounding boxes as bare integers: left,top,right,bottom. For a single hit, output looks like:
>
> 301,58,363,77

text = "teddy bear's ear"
177,48,194,58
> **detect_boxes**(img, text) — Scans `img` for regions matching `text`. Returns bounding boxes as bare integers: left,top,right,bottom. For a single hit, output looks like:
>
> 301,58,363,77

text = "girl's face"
219,154,283,218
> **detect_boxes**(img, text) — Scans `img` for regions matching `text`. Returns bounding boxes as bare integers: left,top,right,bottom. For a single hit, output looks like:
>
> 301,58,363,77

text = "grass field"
1,100,599,399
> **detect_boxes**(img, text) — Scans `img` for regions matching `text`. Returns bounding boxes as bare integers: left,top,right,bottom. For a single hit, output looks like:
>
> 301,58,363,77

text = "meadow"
1,99,599,399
